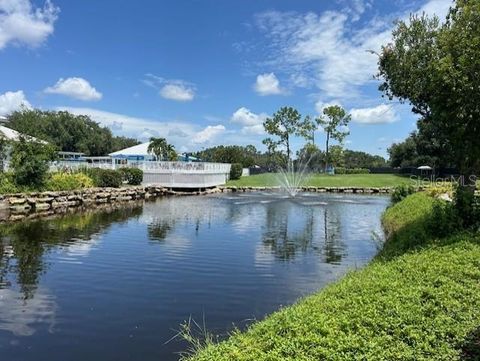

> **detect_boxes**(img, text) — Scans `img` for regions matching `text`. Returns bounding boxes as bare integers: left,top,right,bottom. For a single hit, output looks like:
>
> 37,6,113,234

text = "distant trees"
315,106,351,170
7,109,139,156
147,137,177,161
263,107,314,162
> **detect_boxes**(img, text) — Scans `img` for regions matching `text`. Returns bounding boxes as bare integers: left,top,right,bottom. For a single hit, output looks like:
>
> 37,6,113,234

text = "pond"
0,192,389,361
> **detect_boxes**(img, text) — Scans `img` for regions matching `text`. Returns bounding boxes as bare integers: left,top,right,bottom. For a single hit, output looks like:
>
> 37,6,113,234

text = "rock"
9,197,26,205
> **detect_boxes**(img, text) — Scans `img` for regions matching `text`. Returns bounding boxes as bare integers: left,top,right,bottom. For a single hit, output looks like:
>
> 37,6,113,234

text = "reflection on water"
0,193,388,361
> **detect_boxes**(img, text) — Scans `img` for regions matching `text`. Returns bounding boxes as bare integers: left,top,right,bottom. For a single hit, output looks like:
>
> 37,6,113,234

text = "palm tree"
147,137,168,161
166,144,177,161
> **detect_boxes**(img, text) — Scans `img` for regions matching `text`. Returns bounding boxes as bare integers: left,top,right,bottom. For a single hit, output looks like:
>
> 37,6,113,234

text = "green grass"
187,193,480,360
227,173,413,188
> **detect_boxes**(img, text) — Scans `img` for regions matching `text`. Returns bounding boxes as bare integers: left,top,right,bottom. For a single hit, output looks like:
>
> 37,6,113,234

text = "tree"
263,107,314,162
10,137,56,188
296,143,325,172
165,143,177,161
7,109,139,156
147,137,169,161
378,0,480,176
316,106,351,170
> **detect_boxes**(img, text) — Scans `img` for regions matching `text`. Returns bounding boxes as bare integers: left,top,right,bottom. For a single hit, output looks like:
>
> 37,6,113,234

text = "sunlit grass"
227,173,414,188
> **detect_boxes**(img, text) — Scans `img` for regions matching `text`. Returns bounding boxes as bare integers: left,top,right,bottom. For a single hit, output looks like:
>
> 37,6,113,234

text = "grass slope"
227,173,413,188
187,193,480,360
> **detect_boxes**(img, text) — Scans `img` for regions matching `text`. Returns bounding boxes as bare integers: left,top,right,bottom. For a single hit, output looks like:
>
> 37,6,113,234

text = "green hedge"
229,163,243,180
85,168,123,188
119,167,143,185
334,167,370,174
45,172,94,191
187,193,480,361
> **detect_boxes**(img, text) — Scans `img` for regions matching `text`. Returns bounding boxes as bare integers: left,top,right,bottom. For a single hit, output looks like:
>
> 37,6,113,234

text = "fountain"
275,159,311,197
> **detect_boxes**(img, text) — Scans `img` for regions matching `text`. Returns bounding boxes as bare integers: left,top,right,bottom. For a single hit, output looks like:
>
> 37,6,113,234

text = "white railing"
48,160,231,188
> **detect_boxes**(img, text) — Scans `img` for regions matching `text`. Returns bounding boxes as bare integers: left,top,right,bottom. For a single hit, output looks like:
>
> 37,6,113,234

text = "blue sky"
0,0,451,157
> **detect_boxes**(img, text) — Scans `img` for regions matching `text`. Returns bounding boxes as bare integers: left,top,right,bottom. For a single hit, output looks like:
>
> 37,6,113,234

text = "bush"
46,172,94,191
454,184,480,230
428,199,461,238
0,173,18,194
335,167,370,174
85,168,123,188
119,167,143,185
229,163,243,180
425,183,454,198
10,137,55,188
391,184,416,203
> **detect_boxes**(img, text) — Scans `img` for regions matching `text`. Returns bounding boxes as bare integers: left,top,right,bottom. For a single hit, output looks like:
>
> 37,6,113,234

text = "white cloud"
254,72,284,95
231,107,267,135
231,107,266,126
0,90,31,115
241,124,265,135
143,74,196,102
192,125,226,144
45,77,102,101
254,0,452,100
0,0,59,50
350,104,398,124
160,83,195,102
58,107,195,140
58,106,228,149
315,99,342,114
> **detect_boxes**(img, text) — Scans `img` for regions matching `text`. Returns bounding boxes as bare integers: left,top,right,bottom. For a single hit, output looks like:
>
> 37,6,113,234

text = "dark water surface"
0,193,389,361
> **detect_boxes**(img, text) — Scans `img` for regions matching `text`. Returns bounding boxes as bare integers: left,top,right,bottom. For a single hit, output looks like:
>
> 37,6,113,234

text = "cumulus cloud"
350,104,398,124
192,125,226,144
0,90,31,115
159,83,195,101
0,0,59,50
58,106,228,148
254,72,284,95
45,77,102,101
231,107,267,135
143,73,196,102
254,0,452,100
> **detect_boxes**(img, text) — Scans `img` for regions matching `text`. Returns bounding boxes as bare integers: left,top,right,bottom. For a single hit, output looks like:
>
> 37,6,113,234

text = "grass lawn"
227,173,414,188
187,193,480,360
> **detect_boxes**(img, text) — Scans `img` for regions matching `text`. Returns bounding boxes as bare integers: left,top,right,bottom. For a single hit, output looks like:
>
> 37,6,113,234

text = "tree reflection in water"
0,205,143,300
261,201,346,263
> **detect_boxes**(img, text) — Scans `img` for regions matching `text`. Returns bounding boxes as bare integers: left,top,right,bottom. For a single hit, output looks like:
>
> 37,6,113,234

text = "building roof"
0,125,46,143
109,142,152,157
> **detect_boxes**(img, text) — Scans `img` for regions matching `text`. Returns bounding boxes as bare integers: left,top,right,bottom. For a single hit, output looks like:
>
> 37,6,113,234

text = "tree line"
6,109,140,156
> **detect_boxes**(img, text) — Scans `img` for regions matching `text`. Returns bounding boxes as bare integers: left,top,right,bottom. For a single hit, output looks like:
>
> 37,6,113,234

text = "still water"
0,192,389,361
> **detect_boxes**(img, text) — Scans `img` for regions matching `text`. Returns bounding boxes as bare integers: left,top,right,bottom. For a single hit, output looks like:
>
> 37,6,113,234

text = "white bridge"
50,161,232,189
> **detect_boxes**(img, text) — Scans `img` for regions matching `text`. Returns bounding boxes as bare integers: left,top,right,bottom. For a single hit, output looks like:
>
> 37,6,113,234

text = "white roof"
417,165,432,170
109,142,151,157
0,125,46,143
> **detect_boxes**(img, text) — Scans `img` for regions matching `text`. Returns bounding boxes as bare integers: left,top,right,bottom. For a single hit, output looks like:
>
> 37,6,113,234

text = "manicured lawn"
187,193,480,360
227,173,414,188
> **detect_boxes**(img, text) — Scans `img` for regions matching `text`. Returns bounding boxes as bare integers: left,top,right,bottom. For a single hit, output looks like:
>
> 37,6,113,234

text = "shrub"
425,183,454,198
0,173,18,194
454,184,480,230
428,199,461,238
10,137,55,188
229,163,243,180
391,184,416,203
85,168,123,188
46,172,94,191
119,167,143,185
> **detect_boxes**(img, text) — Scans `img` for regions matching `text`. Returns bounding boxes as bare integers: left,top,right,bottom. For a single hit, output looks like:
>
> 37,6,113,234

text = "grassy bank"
227,173,413,188
187,193,480,360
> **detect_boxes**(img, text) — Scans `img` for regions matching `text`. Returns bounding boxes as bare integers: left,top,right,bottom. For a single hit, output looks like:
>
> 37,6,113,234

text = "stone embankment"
218,186,393,194
0,185,392,223
0,186,222,223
